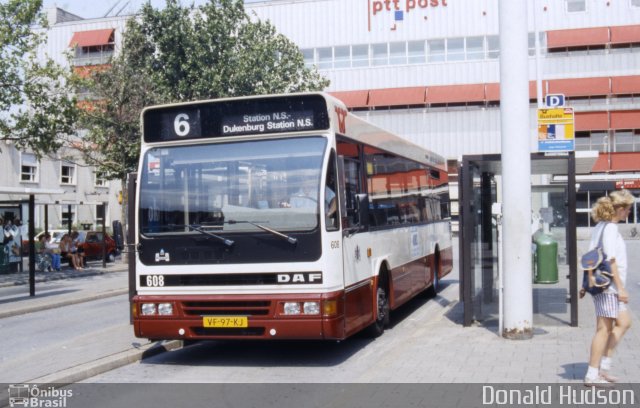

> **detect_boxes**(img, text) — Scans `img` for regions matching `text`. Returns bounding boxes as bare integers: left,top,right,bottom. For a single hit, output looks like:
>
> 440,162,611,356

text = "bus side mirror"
355,193,369,228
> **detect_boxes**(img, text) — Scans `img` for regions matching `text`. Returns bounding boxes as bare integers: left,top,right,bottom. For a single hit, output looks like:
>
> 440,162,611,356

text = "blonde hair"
591,189,635,222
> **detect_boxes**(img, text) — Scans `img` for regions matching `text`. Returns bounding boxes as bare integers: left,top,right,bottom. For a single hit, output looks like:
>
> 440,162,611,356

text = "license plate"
202,316,248,328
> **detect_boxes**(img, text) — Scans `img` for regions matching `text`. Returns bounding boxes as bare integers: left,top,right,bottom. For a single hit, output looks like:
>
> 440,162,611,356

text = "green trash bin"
534,233,558,284
0,244,9,274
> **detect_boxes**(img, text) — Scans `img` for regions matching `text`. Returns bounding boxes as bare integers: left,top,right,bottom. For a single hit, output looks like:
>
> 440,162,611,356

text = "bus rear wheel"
425,252,440,298
366,278,390,338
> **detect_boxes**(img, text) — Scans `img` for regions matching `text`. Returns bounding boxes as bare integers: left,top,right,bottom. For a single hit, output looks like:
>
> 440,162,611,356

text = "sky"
42,0,266,19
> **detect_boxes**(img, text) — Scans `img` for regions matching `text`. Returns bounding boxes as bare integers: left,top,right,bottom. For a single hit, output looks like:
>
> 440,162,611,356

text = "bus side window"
337,139,363,230
343,160,361,228
325,151,339,230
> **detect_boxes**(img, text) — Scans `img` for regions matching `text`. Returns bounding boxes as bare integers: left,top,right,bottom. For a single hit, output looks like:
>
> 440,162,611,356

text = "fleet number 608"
146,275,165,287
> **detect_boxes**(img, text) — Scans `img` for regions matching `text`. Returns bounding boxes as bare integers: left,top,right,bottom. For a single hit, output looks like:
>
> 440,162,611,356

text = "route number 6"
174,113,190,137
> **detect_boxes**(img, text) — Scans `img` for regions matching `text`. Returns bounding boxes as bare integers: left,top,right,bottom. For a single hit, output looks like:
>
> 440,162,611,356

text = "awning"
329,90,369,109
69,29,115,48
546,27,609,48
611,75,640,95
426,84,485,104
368,87,426,107
485,83,500,101
610,110,640,130
547,77,610,97
609,25,640,44
592,152,640,173
575,111,609,131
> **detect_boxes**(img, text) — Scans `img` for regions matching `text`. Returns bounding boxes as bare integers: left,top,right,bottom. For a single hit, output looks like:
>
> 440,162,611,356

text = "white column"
499,0,533,339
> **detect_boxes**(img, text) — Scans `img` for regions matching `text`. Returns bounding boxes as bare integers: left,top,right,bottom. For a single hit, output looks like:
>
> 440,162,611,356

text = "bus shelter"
0,187,112,296
458,151,597,329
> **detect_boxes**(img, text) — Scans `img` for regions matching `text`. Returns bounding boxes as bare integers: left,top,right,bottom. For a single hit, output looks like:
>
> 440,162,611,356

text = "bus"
131,92,453,341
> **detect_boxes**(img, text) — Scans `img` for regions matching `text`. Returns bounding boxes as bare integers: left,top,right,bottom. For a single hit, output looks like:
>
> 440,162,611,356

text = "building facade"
246,0,640,227
0,8,130,232
3,1,638,230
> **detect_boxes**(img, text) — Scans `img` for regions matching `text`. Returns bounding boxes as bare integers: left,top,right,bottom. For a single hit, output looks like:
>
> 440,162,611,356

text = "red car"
76,231,119,263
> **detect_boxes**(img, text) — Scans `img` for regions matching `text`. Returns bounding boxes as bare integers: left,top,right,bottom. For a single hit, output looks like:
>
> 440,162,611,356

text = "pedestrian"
71,231,86,269
44,233,61,272
583,189,634,387
60,233,82,270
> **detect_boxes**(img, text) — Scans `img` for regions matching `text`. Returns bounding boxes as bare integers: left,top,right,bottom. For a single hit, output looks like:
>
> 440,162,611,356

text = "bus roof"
141,92,447,171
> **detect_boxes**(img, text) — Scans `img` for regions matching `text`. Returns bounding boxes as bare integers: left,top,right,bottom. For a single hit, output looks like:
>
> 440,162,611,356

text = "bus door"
337,140,374,331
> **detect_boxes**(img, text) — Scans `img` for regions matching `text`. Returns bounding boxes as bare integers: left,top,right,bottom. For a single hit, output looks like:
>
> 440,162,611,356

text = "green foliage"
131,0,329,101
79,0,328,183
0,0,77,156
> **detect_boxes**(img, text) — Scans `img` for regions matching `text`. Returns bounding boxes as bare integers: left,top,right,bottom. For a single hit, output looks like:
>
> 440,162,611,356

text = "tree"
0,0,77,156
75,0,328,237
130,0,329,102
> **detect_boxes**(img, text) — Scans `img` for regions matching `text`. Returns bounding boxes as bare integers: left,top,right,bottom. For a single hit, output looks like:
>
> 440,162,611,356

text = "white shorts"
593,292,619,318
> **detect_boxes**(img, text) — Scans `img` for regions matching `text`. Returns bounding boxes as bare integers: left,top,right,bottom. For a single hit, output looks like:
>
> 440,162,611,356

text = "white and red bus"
131,93,453,340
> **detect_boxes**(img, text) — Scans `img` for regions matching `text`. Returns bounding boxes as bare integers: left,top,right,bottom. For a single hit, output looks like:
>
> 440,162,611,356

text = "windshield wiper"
187,224,235,247
228,219,297,245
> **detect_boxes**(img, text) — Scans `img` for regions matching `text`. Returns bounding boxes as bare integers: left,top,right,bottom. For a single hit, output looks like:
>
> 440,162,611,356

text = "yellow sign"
537,108,575,152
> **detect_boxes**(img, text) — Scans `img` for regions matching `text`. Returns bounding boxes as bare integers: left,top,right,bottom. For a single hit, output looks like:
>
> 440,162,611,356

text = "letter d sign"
545,94,565,107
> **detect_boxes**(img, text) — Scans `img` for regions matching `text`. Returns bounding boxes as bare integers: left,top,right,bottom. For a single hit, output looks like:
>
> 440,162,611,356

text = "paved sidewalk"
2,243,639,385
382,276,640,383
0,260,129,318
0,259,181,384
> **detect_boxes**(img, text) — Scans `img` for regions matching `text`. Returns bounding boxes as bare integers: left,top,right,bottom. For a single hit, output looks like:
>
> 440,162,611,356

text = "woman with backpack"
584,189,634,387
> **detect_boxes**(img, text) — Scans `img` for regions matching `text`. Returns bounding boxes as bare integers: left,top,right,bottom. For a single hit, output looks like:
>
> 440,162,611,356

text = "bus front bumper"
132,292,346,341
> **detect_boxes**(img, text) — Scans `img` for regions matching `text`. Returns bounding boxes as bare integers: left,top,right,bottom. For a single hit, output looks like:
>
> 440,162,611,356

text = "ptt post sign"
537,108,575,152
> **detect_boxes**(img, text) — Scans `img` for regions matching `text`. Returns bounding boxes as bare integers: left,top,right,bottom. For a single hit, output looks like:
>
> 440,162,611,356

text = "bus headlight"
141,303,157,316
283,302,301,315
303,302,320,315
157,303,174,316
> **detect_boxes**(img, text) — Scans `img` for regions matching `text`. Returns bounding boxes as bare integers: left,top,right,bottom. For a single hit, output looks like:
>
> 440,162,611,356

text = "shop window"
447,37,465,61
487,35,500,59
301,48,314,68
20,153,38,183
574,132,591,151
334,46,350,68
352,44,369,67
389,42,407,65
614,130,634,152
317,47,332,70
427,39,445,62
466,37,484,60
371,43,388,66
408,40,425,64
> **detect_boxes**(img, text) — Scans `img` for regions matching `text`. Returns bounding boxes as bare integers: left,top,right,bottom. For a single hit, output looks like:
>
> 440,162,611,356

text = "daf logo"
277,272,323,284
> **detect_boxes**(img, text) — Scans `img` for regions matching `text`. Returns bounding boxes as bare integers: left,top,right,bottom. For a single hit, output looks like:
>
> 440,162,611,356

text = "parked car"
21,229,68,256
76,231,119,263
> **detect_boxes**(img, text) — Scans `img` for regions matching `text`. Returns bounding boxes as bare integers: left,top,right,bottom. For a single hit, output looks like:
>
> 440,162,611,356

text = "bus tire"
365,273,389,338
426,251,440,298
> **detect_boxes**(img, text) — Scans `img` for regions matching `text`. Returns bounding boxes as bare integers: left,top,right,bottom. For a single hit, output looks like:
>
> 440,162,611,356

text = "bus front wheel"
366,277,389,338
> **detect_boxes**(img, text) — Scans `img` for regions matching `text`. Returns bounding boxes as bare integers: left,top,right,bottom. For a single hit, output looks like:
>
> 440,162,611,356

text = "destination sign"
221,111,315,136
143,94,330,143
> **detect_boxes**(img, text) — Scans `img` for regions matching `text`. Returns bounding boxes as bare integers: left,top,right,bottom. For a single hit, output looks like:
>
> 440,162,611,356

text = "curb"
0,288,129,319
0,267,127,289
27,340,183,385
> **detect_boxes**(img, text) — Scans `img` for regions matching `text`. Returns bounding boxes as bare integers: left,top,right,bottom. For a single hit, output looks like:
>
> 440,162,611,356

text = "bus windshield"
139,137,328,235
